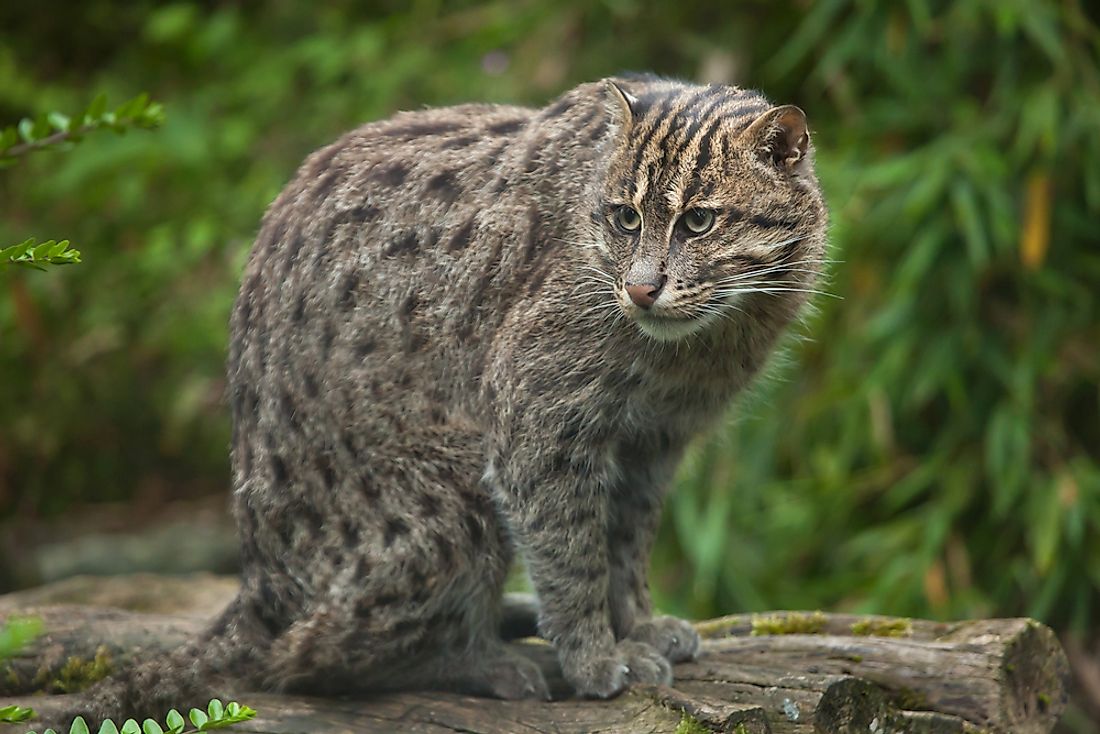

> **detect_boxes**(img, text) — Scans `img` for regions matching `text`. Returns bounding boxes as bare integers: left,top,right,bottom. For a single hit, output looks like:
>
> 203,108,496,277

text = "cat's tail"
47,593,270,731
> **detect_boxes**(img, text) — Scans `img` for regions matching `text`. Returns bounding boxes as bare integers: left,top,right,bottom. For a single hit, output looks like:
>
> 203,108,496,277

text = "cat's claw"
563,639,672,698
628,615,700,663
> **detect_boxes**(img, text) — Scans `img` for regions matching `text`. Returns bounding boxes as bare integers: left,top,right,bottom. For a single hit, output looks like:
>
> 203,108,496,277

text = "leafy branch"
0,93,164,167
0,93,162,267
2,699,255,734
1,239,82,271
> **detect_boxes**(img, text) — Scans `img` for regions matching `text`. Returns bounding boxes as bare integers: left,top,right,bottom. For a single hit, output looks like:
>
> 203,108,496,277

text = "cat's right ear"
744,105,811,172
604,80,637,131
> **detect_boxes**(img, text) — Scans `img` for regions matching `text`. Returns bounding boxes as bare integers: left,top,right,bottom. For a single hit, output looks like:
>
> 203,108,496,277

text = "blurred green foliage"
1,0,1098,653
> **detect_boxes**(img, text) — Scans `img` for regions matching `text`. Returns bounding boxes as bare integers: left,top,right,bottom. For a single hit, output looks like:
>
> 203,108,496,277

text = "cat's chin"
632,313,711,342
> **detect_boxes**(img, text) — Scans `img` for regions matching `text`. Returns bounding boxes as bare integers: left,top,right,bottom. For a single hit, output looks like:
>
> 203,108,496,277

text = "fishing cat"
72,74,827,721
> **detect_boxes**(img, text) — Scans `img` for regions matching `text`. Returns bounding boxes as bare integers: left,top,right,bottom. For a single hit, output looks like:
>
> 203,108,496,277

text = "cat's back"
227,97,580,432
250,100,538,287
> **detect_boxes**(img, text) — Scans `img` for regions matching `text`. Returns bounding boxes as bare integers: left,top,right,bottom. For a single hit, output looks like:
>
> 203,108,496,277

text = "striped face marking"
594,80,824,342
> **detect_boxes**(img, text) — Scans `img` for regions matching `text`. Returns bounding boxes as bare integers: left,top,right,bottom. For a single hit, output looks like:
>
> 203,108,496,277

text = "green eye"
681,208,715,234
614,205,642,232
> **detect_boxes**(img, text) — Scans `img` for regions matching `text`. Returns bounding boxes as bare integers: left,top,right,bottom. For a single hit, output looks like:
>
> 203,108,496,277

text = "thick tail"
50,594,269,731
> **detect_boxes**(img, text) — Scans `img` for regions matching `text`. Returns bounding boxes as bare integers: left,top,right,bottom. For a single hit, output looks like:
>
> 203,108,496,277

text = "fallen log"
0,575,1070,733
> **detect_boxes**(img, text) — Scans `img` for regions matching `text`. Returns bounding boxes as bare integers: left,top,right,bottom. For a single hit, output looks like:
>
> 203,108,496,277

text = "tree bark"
0,576,1070,733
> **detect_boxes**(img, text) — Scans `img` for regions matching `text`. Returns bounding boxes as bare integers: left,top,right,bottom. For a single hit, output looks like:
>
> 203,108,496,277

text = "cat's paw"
475,648,551,700
563,639,672,698
628,615,700,663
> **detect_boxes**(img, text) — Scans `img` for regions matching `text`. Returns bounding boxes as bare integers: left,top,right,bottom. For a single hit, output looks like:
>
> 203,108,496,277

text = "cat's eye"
614,205,642,233
681,208,715,235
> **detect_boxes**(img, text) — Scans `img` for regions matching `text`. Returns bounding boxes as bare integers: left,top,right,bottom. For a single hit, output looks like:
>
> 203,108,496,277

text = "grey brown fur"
72,74,827,722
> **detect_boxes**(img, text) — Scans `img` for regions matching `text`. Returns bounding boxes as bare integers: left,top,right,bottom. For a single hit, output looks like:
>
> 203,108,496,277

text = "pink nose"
625,276,666,309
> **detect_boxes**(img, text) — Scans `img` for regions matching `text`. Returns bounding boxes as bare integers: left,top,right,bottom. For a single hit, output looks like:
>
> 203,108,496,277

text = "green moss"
51,646,113,693
850,618,912,637
674,714,712,734
751,611,826,635
3,663,20,690
892,687,931,710
692,618,734,639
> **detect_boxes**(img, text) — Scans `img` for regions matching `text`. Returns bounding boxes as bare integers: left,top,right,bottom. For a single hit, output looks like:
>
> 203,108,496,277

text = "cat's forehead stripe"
622,86,773,203
628,95,679,186
630,89,710,179
665,93,729,165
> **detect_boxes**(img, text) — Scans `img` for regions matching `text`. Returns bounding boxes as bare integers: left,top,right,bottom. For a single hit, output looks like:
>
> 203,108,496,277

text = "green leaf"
188,709,208,730
48,111,72,132
117,93,150,120
0,239,32,261
86,92,108,121
33,239,58,260
951,179,989,268
31,114,51,140
141,719,164,734
119,719,141,734
164,710,185,734
48,240,71,257
0,704,35,723
0,615,43,660
18,117,35,143
98,720,121,734
207,699,223,721
70,717,91,734
141,102,166,127
225,703,255,724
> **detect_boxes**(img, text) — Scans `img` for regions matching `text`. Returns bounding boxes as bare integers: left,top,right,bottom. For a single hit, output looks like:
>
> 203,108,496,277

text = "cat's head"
587,78,828,342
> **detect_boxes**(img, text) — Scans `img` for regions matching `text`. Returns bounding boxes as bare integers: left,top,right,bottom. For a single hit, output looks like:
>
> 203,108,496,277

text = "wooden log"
694,611,1070,734
0,577,1070,733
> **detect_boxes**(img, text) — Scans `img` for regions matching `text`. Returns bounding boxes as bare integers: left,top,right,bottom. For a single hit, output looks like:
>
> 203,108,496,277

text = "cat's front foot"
628,615,700,663
561,639,672,698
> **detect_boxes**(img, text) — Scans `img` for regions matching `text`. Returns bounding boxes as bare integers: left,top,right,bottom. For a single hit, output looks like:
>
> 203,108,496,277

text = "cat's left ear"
604,80,638,130
746,105,811,171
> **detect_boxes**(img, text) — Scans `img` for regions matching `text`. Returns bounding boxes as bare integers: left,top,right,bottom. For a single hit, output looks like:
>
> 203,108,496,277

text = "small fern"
10,699,255,734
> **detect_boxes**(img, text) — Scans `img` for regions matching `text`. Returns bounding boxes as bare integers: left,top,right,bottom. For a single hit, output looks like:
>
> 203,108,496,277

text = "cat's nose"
625,276,667,309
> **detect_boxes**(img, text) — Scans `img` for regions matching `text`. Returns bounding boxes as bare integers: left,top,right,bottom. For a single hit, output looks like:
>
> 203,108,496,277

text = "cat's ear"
745,105,810,171
604,80,638,130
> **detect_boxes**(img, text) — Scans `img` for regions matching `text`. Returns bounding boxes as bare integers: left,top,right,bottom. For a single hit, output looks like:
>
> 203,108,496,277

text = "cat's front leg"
607,454,699,664
484,394,671,697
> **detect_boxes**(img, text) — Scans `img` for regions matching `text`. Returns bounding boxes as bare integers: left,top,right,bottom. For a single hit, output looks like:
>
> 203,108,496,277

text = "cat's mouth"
615,287,717,342
629,309,711,342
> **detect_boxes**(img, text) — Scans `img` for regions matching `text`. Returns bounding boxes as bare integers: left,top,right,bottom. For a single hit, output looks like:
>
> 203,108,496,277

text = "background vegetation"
1,0,1098,725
